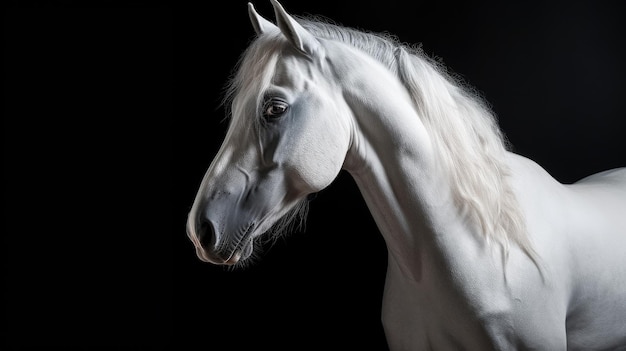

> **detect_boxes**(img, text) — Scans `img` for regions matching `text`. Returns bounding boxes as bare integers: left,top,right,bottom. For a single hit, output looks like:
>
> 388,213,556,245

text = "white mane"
224,16,537,261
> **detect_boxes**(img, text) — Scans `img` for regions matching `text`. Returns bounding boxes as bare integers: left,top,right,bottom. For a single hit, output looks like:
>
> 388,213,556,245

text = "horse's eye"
263,100,289,119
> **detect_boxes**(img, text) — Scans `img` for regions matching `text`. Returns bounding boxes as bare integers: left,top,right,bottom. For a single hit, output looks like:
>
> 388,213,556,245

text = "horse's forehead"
271,54,318,89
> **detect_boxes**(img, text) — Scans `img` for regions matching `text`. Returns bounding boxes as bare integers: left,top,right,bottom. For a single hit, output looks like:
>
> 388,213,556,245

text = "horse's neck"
335,45,475,282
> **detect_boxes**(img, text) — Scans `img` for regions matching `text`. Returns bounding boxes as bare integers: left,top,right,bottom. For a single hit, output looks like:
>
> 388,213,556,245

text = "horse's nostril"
198,219,216,250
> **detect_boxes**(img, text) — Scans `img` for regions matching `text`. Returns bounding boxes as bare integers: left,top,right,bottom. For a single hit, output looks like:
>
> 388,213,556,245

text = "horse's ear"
248,3,276,35
270,0,322,57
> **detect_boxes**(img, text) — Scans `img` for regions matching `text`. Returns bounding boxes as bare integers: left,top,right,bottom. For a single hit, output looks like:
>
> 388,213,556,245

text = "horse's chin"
225,239,254,265
197,238,254,266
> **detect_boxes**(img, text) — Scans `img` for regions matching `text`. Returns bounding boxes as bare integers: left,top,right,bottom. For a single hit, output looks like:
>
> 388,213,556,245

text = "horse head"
186,1,352,265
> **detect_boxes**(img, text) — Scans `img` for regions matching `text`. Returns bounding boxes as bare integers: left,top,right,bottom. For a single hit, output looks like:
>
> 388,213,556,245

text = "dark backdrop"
4,0,625,350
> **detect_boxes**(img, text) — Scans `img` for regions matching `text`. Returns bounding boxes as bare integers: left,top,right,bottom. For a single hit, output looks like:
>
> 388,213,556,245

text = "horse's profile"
186,1,626,349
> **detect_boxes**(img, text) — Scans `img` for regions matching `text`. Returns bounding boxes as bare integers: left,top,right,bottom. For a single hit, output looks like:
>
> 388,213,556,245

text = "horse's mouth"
197,222,256,265
223,236,254,265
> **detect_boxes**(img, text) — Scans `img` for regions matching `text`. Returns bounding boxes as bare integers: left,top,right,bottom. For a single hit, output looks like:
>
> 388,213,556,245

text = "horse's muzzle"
187,216,250,265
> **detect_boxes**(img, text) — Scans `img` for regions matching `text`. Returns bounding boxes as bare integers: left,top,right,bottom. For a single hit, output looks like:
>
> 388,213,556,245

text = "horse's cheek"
295,125,346,191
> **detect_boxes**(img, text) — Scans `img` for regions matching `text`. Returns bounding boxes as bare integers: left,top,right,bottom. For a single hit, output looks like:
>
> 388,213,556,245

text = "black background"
4,0,625,350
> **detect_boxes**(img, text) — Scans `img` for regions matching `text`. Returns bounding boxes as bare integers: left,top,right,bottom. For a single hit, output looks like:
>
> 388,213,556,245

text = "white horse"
186,1,626,349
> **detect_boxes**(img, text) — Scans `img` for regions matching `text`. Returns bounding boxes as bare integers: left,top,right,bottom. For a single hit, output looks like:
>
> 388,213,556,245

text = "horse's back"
563,167,626,349
574,166,626,186
567,167,626,235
